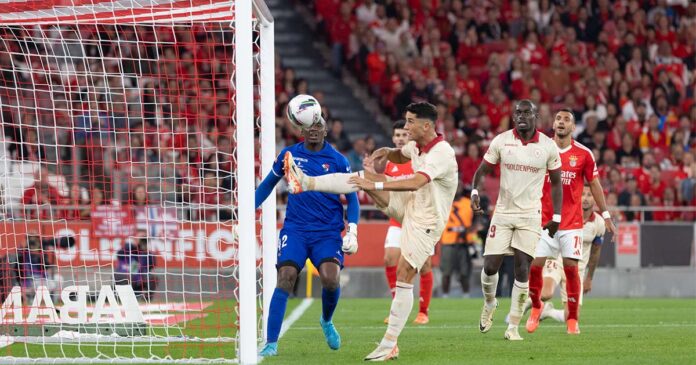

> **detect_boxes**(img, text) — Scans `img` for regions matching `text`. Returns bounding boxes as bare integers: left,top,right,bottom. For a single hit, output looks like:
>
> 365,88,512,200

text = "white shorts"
535,229,583,260
379,190,440,270
483,214,542,257
384,226,402,249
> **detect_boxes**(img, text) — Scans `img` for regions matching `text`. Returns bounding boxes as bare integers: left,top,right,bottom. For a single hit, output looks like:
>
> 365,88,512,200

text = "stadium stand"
311,0,696,221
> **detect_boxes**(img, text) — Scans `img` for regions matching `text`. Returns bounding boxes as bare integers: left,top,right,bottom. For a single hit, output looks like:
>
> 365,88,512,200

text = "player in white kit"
283,102,458,360
470,100,563,341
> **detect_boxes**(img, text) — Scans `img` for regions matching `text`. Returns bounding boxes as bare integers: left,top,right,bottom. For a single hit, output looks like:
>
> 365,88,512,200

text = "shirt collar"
417,134,444,154
512,128,541,145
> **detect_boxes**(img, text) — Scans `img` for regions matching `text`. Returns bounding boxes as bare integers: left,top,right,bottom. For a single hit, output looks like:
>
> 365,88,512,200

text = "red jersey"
541,141,598,230
384,161,414,227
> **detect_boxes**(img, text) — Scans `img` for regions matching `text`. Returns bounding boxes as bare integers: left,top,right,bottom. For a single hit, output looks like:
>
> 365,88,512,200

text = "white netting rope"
0,1,267,363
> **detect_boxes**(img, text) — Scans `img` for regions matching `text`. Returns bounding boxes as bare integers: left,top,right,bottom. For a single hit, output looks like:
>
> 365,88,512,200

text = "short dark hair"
405,102,438,123
393,120,406,131
557,107,575,122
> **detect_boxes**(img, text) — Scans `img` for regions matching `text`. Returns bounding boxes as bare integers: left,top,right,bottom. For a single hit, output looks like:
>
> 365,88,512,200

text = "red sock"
564,265,581,321
529,265,544,309
385,266,397,298
419,271,433,315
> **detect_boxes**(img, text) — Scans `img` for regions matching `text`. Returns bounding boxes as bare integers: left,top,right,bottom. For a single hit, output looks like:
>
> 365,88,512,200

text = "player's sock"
321,286,341,322
528,265,544,309
508,280,529,326
419,271,433,315
266,288,289,343
308,172,361,194
564,266,581,321
382,281,414,347
385,266,397,298
480,270,499,305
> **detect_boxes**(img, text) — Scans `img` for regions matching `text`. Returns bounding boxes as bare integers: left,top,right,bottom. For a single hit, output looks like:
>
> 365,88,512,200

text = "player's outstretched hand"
543,220,560,237
471,194,483,215
604,218,617,243
348,175,373,191
583,277,593,294
342,223,358,255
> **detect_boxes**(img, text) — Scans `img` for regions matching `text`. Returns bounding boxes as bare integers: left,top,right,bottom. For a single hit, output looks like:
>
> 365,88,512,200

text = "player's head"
512,99,538,133
553,108,576,138
392,120,408,148
582,184,594,212
404,102,438,142
301,117,327,146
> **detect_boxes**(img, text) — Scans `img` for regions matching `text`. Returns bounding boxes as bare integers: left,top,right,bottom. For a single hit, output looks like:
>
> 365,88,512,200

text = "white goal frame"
0,0,275,364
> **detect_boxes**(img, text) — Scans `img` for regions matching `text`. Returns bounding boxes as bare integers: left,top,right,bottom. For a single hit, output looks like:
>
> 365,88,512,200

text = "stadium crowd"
0,0,695,222
311,0,696,221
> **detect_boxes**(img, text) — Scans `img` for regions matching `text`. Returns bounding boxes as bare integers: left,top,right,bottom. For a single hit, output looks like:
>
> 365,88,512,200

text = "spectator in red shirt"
639,115,670,153
22,167,62,219
634,152,656,194
457,142,482,187
652,187,680,222
330,3,355,76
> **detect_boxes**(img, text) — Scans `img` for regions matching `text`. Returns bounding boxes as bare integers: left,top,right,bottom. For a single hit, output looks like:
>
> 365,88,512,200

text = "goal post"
0,0,275,364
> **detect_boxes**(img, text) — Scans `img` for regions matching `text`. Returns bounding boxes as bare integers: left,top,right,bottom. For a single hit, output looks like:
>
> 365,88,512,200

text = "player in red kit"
382,120,433,325
526,109,616,335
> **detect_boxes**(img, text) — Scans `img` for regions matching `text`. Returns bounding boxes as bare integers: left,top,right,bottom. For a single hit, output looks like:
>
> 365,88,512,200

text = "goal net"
0,1,275,363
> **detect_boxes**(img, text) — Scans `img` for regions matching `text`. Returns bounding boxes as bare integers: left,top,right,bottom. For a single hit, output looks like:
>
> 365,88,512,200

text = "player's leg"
559,229,583,334
310,230,346,350
414,257,433,324
284,151,391,202
459,243,472,295
439,245,455,297
384,227,401,298
479,215,513,333
526,230,558,333
318,261,342,350
261,229,307,356
383,230,401,323
506,216,542,340
366,221,438,361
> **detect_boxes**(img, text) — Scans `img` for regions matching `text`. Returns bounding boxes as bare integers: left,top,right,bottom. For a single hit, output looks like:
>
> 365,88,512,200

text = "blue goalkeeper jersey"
272,142,351,233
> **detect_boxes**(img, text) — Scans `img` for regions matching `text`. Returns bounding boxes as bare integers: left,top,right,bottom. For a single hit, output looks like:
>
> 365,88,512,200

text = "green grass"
265,298,696,365
2,298,695,364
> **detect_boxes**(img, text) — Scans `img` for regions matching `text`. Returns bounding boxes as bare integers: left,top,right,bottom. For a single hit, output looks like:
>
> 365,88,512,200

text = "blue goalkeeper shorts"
276,228,344,272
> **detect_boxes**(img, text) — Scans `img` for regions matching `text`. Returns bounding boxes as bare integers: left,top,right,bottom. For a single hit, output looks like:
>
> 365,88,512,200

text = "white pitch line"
287,322,696,331
259,298,314,363
279,298,314,339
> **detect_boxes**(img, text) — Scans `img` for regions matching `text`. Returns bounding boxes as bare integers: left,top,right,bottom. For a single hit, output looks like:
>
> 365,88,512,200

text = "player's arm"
372,147,410,164
543,168,562,236
342,191,360,254
470,161,495,214
255,171,282,209
255,151,286,208
589,177,617,241
584,237,603,294
351,173,429,192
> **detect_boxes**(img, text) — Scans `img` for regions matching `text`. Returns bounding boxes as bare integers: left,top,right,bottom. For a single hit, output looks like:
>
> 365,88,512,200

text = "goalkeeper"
255,116,360,357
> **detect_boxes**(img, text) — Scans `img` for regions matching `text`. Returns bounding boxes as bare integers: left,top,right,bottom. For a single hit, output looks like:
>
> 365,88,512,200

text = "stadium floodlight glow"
0,1,274,364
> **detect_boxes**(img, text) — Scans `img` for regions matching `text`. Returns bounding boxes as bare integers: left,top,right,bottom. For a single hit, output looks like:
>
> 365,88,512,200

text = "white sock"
381,281,414,347
508,280,529,327
480,270,499,305
522,297,532,314
549,308,565,322
309,172,361,194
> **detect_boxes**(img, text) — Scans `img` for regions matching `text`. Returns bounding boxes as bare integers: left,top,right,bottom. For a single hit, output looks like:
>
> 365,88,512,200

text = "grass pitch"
2,298,695,364
266,298,696,365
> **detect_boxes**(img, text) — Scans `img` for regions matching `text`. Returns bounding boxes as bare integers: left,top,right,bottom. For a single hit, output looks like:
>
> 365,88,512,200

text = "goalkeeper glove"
342,223,358,255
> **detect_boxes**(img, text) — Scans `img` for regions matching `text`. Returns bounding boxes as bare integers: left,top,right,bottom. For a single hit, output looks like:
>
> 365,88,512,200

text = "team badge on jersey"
569,155,578,167
534,149,541,158
322,163,330,172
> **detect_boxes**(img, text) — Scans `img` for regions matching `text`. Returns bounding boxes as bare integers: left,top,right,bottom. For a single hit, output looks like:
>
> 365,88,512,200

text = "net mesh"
0,2,264,363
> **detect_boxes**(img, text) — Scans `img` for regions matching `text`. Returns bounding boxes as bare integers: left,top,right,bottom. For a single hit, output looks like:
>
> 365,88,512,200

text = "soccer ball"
287,94,323,129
